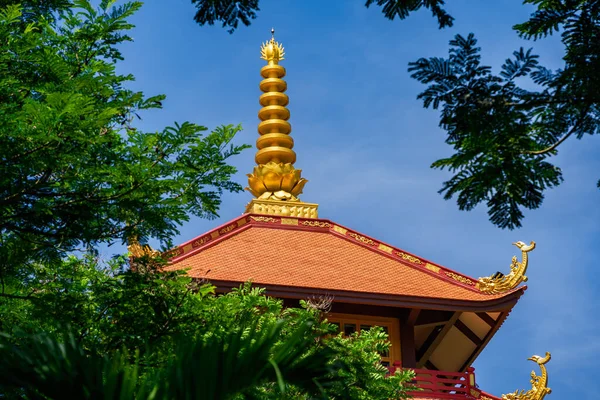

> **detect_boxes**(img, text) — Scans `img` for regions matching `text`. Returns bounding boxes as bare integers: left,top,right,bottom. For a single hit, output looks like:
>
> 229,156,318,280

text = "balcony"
388,362,501,400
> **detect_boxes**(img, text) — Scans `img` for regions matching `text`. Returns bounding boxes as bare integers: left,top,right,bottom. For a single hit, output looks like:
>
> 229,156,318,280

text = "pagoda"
162,31,552,400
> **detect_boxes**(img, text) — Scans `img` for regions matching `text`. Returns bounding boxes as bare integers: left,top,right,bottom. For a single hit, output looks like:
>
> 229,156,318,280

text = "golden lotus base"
245,198,318,219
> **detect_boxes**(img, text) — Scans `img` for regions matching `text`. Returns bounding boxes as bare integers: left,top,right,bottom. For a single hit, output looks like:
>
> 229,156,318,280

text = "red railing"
409,367,474,398
387,362,500,399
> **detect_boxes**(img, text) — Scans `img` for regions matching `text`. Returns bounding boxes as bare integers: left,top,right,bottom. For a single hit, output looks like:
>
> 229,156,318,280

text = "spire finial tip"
260,28,284,63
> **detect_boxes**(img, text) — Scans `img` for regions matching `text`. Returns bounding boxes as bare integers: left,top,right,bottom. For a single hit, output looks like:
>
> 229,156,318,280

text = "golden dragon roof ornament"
477,241,535,294
127,235,161,259
501,352,552,400
245,29,318,218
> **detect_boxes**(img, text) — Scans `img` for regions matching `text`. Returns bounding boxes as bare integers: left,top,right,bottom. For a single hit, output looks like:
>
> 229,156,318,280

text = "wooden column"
400,308,420,368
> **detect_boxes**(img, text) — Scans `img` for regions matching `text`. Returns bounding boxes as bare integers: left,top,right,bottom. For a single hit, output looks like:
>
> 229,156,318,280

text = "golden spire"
255,28,293,166
245,29,318,218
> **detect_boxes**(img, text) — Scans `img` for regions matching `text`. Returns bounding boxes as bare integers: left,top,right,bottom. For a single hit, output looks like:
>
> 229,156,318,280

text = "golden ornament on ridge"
477,241,536,294
127,236,160,258
502,352,552,400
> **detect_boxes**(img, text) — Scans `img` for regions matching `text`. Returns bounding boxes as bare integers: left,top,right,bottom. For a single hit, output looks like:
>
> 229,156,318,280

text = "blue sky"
107,0,600,398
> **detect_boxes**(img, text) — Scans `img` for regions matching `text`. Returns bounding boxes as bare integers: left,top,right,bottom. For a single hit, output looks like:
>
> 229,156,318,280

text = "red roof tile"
167,214,524,308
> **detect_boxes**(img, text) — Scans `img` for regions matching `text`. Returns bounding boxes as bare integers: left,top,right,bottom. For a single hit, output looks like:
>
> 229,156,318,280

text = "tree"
409,1,600,229
190,0,600,229
0,0,249,275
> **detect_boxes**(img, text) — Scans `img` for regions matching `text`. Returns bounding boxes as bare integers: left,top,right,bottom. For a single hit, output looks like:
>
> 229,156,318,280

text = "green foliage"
0,333,143,400
408,34,562,229
0,0,249,267
324,327,415,400
0,254,215,361
408,1,600,229
0,255,414,399
0,0,72,22
153,319,338,399
190,0,453,33
0,320,340,400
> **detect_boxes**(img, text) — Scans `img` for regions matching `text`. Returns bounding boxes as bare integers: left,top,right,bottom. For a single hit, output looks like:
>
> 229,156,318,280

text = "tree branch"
525,109,589,155
526,127,576,155
151,287,191,342
0,292,37,301
5,137,57,163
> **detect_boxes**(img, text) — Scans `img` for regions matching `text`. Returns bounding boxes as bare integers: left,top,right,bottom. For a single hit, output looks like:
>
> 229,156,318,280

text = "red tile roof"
167,214,524,309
